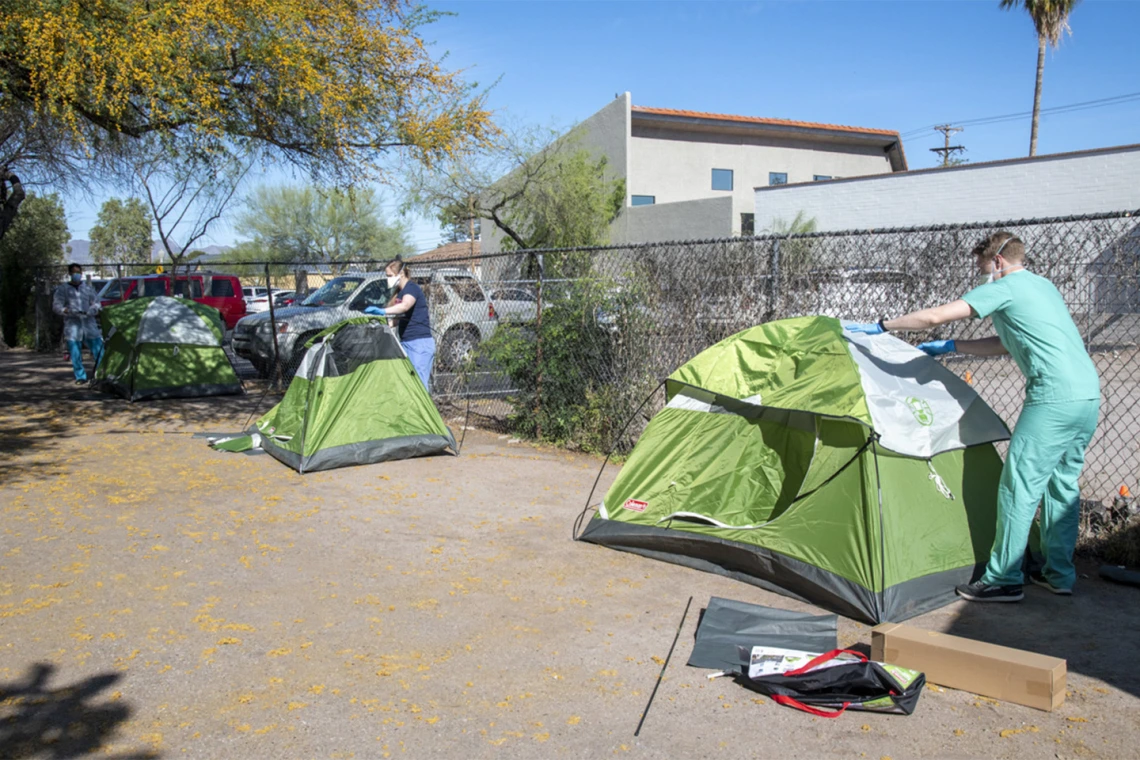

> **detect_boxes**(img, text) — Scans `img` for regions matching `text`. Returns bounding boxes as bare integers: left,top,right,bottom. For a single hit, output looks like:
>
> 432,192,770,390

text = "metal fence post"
766,238,782,321
34,268,42,351
533,251,545,440
265,263,283,388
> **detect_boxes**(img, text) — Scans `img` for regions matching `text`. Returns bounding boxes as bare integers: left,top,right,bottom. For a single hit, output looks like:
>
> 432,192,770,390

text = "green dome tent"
578,316,1011,624
95,296,243,401
212,318,457,473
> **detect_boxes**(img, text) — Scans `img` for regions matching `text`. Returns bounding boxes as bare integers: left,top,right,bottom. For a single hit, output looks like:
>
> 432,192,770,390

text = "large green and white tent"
212,318,456,473
95,296,243,401
578,316,1011,624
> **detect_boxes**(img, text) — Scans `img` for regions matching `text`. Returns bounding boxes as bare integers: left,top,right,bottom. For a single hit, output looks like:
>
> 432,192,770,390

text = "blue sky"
61,0,1140,250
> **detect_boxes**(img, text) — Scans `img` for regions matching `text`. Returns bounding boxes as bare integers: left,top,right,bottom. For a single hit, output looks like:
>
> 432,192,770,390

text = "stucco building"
481,92,907,251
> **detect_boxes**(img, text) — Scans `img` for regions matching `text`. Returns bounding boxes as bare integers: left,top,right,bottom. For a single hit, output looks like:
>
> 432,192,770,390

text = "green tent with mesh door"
578,316,1012,624
95,296,243,401
211,318,456,473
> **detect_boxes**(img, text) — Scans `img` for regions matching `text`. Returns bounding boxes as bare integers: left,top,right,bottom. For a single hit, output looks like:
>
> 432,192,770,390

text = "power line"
901,90,1140,139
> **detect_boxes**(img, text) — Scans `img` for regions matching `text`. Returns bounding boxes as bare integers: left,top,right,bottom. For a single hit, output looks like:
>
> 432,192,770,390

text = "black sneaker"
1029,572,1072,596
955,582,1024,602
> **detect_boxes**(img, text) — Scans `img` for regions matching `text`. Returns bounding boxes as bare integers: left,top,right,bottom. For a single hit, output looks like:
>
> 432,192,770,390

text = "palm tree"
1000,0,1081,156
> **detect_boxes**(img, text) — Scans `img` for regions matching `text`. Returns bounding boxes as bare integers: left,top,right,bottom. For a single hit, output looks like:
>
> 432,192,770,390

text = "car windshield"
99,279,129,300
300,277,363,307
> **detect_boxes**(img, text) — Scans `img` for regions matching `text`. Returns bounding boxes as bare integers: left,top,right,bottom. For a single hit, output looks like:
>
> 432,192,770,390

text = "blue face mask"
70,273,82,284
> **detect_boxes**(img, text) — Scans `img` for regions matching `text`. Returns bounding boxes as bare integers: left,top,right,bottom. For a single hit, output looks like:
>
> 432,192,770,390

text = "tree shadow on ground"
0,663,159,759
0,349,277,487
944,558,1140,699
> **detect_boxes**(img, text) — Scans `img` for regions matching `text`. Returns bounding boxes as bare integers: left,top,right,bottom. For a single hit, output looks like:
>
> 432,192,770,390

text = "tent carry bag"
738,649,925,717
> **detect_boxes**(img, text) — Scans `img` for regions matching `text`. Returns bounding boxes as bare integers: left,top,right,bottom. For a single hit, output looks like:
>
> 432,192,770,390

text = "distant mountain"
63,240,232,265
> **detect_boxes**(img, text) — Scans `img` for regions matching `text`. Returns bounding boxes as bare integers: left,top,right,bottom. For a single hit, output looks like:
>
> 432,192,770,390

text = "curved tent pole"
457,365,472,454
869,434,887,623
572,379,667,541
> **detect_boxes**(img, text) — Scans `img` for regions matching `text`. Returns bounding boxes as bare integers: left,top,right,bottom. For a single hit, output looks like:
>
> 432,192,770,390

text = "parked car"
789,268,917,322
247,290,296,314
232,267,498,377
98,273,248,329
243,286,268,303
488,286,538,323
273,290,297,308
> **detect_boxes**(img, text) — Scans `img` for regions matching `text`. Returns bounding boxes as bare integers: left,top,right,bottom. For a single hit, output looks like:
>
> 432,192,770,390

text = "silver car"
232,268,498,377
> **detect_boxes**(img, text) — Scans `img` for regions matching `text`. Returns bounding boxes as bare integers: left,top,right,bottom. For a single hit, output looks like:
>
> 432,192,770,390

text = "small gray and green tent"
579,316,1011,624
95,296,243,401
212,318,456,473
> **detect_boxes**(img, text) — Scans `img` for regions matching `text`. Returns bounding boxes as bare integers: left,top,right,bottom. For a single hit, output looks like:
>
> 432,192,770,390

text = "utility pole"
930,124,966,167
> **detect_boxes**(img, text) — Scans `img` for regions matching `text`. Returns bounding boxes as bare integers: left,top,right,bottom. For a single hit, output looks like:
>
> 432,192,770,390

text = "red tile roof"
632,105,900,138
411,240,481,264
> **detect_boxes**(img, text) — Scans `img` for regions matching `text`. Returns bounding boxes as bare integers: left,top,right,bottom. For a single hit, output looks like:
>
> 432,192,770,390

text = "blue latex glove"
363,306,387,316
842,320,884,335
918,339,956,356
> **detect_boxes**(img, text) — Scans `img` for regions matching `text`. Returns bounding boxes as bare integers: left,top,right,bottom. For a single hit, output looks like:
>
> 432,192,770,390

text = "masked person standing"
845,232,1100,603
52,263,105,385
364,258,435,392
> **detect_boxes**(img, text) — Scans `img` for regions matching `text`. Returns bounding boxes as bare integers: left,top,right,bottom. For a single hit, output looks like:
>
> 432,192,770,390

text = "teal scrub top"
962,269,1100,405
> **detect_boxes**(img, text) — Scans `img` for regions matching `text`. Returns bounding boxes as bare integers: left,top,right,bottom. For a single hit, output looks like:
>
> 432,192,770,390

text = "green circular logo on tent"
906,397,934,427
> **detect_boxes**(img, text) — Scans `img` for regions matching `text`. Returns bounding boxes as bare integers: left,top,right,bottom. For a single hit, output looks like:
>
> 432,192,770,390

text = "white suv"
242,286,268,304
233,268,498,377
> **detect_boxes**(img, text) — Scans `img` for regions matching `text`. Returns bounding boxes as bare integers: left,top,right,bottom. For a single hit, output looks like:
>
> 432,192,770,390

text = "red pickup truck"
99,273,247,329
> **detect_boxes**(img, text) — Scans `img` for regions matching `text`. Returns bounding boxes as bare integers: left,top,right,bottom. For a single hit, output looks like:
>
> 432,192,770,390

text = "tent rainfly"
578,316,1011,624
95,296,243,401
212,318,456,472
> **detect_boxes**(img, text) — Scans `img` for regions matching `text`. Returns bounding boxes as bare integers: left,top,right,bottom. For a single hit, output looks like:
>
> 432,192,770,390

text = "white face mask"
386,275,400,289
976,261,1017,287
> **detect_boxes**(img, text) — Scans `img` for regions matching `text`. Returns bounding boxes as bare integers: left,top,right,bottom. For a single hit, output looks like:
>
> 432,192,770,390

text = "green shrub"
484,277,640,453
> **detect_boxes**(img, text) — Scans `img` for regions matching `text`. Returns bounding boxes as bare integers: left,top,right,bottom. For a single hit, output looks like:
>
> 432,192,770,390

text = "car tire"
439,325,481,371
283,332,320,380
250,357,271,378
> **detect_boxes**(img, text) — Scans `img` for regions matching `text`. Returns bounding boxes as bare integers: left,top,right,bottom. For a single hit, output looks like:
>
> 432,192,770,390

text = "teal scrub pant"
67,337,104,382
980,398,1100,591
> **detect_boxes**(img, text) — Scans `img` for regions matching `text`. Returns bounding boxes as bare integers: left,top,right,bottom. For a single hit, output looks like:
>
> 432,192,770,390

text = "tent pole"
573,379,666,540
869,434,887,622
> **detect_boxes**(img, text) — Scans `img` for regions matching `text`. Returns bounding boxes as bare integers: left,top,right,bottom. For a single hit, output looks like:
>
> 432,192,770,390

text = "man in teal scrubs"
845,232,1101,602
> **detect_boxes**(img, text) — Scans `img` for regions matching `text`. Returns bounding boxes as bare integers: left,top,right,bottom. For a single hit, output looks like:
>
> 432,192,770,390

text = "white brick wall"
754,145,1140,233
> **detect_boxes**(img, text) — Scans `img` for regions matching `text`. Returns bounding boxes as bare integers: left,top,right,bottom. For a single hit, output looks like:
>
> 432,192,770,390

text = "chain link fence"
29,209,1140,506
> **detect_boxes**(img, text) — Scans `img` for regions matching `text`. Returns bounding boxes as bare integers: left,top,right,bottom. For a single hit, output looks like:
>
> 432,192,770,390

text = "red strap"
784,648,867,677
772,694,850,718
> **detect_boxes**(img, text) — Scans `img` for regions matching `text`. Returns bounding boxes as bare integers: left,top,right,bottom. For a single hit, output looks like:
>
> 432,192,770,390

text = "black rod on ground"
634,595,693,737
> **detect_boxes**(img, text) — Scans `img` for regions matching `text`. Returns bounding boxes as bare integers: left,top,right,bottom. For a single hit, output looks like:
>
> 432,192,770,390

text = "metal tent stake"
634,595,693,737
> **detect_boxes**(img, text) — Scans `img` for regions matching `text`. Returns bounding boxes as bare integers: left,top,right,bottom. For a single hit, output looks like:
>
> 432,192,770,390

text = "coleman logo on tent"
623,499,649,512
905,396,934,427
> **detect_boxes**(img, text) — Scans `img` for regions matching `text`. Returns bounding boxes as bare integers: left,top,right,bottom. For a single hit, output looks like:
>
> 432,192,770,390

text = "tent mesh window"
321,322,405,377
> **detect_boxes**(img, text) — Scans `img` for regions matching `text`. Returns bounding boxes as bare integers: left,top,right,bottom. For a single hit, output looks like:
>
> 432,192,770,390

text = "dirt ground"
2,348,1139,760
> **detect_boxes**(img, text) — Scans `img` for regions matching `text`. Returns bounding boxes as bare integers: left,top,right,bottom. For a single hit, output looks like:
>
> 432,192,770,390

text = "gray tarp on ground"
686,597,838,671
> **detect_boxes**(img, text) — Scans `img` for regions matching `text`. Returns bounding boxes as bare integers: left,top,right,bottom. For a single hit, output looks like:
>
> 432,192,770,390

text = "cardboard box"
871,622,1066,712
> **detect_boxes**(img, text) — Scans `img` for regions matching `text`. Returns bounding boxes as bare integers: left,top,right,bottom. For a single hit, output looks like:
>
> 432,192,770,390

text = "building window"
769,172,788,186
630,195,655,206
711,169,734,191
740,213,755,237
813,175,832,182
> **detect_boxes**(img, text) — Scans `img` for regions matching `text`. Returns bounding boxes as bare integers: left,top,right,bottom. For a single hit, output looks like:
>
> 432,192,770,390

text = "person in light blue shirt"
52,263,104,384
846,232,1100,603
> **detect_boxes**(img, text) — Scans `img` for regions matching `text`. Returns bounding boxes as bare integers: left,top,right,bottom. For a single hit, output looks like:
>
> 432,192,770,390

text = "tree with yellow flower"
0,0,494,240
